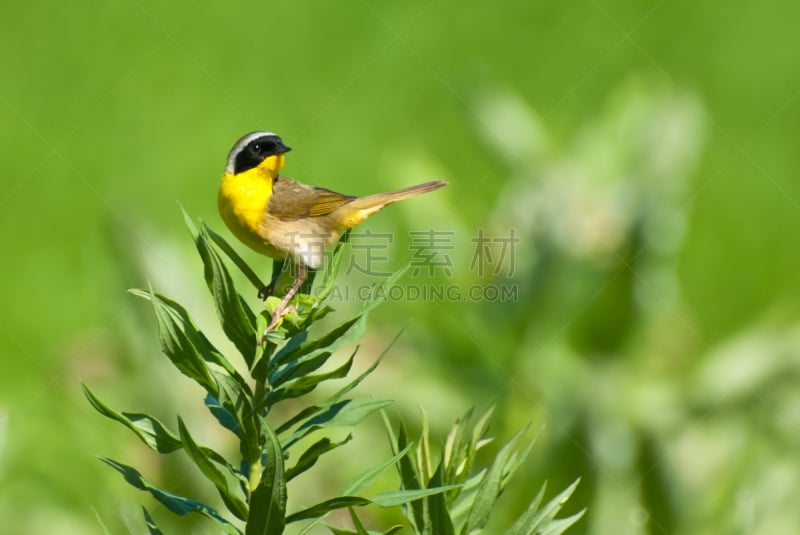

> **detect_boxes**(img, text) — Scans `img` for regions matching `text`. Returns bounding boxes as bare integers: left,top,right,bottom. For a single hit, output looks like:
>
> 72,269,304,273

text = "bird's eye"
247,138,278,157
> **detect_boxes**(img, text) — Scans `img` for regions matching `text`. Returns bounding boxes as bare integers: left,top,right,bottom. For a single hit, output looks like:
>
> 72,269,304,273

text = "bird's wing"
267,176,356,221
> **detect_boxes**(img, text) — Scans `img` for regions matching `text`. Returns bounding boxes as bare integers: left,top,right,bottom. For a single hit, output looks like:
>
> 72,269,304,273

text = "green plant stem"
253,379,266,417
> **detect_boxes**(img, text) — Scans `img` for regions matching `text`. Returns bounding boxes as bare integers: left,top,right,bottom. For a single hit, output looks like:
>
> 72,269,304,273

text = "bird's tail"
340,180,447,227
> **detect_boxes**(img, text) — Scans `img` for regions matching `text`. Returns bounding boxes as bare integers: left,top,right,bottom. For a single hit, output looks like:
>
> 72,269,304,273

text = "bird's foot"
257,305,299,345
256,267,307,345
265,304,299,332
257,281,276,300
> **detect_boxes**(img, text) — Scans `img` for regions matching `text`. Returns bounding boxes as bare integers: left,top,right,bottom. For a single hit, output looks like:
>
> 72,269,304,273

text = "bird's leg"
257,281,275,301
258,258,288,300
261,263,308,336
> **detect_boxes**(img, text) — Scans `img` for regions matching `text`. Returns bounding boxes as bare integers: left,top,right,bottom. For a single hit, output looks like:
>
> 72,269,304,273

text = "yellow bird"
218,131,447,332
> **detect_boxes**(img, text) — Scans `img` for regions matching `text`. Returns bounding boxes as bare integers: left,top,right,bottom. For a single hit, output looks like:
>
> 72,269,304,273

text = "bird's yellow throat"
218,154,285,256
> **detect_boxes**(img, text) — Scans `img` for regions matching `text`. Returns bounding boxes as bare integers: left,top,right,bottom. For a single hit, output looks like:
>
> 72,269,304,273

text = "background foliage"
2,1,800,533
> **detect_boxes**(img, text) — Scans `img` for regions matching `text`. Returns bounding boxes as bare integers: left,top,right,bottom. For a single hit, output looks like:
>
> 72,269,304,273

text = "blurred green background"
3,0,800,533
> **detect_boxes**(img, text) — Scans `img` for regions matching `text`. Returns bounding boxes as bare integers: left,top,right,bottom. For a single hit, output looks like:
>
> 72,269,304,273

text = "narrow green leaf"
288,487,461,525
296,398,377,435
444,406,494,496
369,485,462,507
246,425,286,535
507,482,547,535
464,424,531,533
381,410,398,455
500,429,539,491
202,222,265,291
271,315,365,369
287,497,370,524
83,385,181,453
395,424,425,532
178,417,248,521
325,524,396,535
181,204,200,237
92,507,111,535
205,393,242,438
348,507,370,535
342,444,413,495
142,507,164,535
309,303,336,325
314,233,350,305
289,487,459,528
525,479,581,534
268,352,356,405
271,331,309,368
427,464,456,535
448,469,488,524
196,226,258,366
538,510,585,535
283,399,393,449
269,351,335,388
472,407,495,449
417,409,432,485
286,435,353,482
100,458,242,535
276,404,320,436
460,407,495,489
206,372,261,470
326,525,360,535
327,327,405,404
294,444,413,534
214,371,258,446
327,527,359,535
325,524,401,535
360,264,410,314
276,327,404,440
144,286,219,394
443,408,469,472
130,289,247,387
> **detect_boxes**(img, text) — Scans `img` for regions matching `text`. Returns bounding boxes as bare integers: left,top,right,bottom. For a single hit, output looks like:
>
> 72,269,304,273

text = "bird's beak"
277,142,291,154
